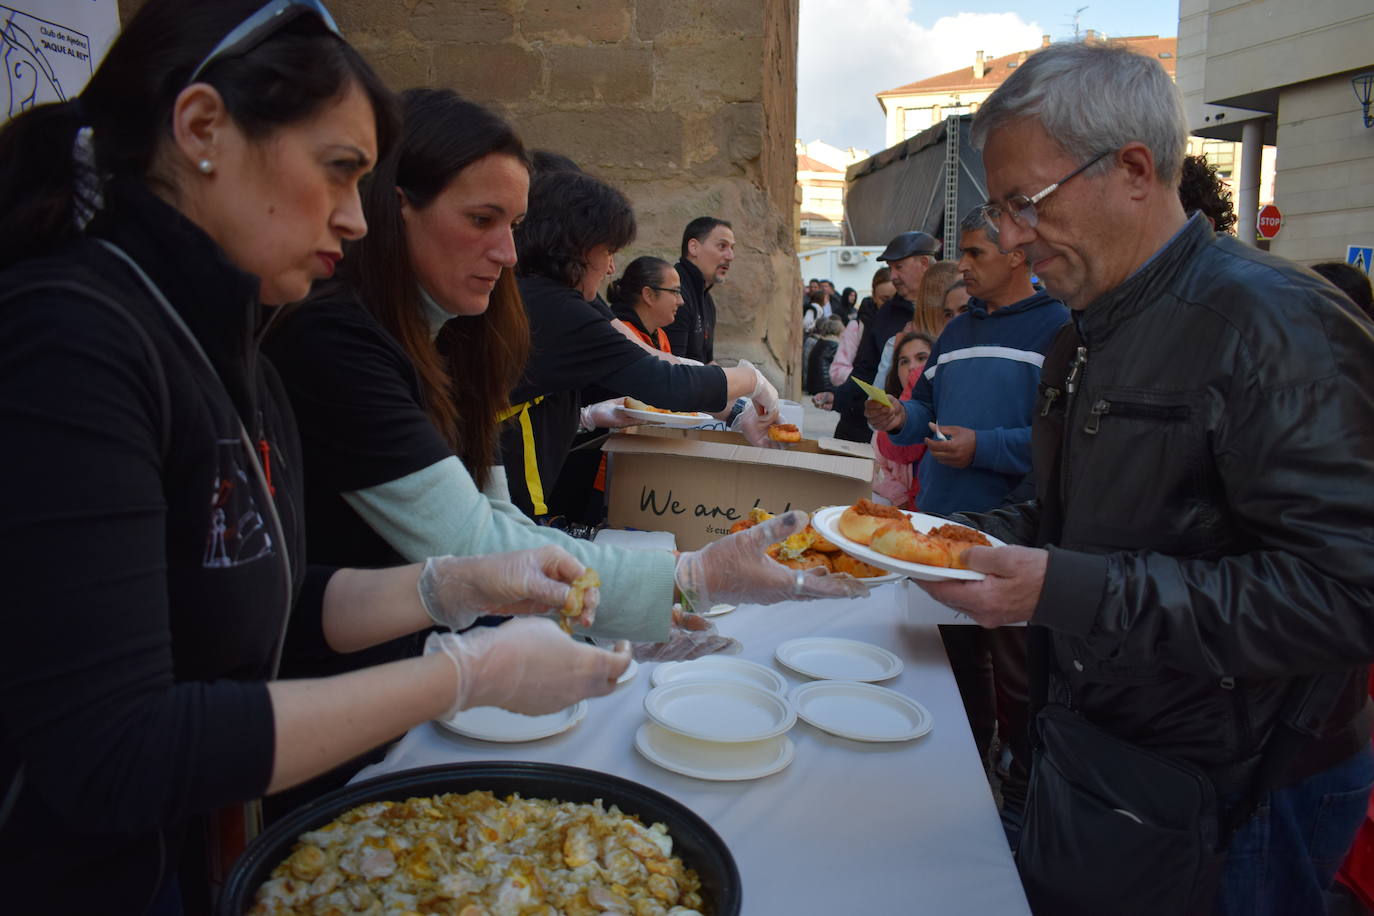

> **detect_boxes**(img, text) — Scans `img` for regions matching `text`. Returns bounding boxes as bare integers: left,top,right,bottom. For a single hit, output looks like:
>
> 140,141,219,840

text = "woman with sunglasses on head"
0,4,634,912
264,88,864,671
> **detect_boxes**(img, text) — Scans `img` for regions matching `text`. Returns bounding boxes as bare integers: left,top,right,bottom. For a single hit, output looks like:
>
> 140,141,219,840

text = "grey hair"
959,206,997,246
970,41,1187,184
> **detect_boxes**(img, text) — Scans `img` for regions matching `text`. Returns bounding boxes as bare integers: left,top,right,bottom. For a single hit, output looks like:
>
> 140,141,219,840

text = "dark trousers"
940,624,1031,807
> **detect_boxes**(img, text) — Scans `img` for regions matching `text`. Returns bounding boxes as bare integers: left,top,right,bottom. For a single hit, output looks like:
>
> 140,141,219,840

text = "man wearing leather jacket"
868,42,1374,915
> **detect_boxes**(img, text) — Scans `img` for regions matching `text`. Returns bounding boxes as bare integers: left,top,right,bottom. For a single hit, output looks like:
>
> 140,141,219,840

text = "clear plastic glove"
580,397,638,431
674,510,871,609
737,359,780,421
426,619,631,717
631,608,741,661
417,546,600,631
732,404,781,449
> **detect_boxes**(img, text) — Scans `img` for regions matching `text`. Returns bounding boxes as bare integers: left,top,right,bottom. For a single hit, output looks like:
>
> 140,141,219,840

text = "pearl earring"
198,159,214,174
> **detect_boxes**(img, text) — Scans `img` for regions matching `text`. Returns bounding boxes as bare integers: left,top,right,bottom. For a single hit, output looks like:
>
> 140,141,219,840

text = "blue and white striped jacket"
890,290,1069,516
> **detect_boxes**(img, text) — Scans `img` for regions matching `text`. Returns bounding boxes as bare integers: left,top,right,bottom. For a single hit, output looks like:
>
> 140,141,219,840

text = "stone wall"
118,0,803,390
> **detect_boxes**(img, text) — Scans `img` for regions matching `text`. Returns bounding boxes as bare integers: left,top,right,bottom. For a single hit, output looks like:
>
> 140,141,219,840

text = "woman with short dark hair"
505,169,783,520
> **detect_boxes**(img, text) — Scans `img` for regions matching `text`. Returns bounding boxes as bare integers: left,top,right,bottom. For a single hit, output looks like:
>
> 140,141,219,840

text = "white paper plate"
436,701,587,743
789,680,933,742
774,636,903,682
643,681,796,742
621,406,716,428
702,603,737,617
651,657,789,695
853,570,905,585
811,505,1005,582
634,722,795,781
616,658,639,686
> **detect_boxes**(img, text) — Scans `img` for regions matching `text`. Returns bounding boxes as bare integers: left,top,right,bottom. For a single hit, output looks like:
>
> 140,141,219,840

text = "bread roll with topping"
870,520,954,568
837,498,907,545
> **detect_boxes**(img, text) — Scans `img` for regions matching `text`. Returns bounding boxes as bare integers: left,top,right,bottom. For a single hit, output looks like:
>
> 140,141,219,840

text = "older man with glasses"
868,40,1374,916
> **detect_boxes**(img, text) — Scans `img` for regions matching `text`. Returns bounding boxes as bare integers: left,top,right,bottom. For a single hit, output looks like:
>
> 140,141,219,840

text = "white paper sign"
2,1,120,125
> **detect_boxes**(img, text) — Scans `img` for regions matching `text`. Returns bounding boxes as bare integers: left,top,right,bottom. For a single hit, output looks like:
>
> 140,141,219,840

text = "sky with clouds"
798,0,1183,154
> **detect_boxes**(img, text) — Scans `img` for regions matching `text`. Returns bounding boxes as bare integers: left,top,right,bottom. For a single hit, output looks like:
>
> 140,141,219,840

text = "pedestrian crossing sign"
1349,246,1373,275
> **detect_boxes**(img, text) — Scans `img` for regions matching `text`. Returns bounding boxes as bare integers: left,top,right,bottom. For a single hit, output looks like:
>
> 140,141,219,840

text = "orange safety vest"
625,319,671,354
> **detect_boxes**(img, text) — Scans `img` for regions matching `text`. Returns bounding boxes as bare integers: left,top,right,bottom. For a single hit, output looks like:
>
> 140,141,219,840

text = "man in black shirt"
667,216,735,363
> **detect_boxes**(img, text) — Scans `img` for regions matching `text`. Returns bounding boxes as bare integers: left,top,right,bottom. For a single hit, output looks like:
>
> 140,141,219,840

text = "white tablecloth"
354,581,1031,915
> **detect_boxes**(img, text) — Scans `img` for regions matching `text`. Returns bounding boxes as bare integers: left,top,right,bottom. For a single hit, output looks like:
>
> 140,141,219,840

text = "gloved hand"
631,608,741,661
732,403,782,449
417,546,600,631
579,397,638,431
674,511,871,609
426,619,631,716
737,359,780,422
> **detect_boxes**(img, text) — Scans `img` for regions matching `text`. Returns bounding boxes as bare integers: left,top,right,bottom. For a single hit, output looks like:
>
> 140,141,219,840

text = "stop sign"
1257,204,1283,239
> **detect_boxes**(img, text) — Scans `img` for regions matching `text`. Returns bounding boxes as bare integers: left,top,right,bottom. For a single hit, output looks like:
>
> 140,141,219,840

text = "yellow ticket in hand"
852,375,893,408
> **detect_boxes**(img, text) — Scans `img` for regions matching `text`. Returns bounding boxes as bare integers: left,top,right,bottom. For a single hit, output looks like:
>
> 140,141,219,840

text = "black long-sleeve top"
501,274,728,518
0,180,321,912
663,257,716,363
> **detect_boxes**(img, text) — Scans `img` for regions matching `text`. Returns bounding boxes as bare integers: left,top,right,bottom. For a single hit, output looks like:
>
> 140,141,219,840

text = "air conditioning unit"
838,249,862,264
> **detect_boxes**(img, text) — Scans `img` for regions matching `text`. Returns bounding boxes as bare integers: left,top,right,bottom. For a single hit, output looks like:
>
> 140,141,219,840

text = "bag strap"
93,239,295,678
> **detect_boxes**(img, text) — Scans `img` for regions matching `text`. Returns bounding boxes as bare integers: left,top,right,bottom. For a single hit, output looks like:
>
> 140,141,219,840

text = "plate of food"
220,761,740,916
811,500,1004,582
726,507,906,584
620,396,715,428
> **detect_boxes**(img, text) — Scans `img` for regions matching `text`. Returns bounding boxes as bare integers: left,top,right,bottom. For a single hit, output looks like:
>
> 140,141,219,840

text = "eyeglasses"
979,150,1112,231
648,286,684,298
188,0,341,84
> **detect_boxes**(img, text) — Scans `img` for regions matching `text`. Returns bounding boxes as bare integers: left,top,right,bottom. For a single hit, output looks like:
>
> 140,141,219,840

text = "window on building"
1202,140,1236,179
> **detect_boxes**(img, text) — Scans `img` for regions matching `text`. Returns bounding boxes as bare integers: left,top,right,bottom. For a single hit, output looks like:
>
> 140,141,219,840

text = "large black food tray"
218,760,741,915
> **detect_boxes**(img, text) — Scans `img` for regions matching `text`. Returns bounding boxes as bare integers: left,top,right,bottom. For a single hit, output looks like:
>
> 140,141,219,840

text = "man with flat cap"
826,230,940,441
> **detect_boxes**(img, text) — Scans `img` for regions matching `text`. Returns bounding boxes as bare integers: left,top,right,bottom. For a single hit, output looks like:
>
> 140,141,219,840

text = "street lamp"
1354,71,1374,129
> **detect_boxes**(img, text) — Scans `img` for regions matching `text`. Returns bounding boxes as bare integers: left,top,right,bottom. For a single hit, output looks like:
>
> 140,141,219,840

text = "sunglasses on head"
188,0,341,84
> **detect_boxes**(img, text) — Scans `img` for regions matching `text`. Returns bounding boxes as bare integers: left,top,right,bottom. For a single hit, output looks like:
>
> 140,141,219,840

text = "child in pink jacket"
871,331,933,508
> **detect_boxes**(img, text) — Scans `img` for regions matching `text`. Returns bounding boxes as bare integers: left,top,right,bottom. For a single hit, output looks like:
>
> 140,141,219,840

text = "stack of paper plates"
635,680,796,781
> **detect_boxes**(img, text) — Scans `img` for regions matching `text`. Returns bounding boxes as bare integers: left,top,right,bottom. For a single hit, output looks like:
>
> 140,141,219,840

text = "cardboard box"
602,427,874,549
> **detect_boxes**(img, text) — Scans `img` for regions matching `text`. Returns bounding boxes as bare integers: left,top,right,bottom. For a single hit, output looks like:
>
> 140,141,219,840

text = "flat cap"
877,231,941,262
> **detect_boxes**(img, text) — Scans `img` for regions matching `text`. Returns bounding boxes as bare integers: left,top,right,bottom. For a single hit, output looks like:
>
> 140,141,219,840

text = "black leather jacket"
968,215,1374,777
